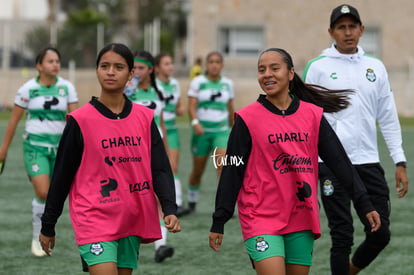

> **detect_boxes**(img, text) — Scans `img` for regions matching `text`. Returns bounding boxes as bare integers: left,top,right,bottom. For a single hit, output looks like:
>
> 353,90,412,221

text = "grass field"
0,112,413,275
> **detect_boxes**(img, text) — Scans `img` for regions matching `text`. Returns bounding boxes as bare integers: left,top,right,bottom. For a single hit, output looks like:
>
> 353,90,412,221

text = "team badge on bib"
323,180,334,196
90,243,104,256
366,68,376,82
256,237,269,252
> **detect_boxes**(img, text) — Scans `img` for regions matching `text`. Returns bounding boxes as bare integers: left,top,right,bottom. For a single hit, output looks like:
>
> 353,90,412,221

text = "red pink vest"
236,100,323,240
69,103,161,245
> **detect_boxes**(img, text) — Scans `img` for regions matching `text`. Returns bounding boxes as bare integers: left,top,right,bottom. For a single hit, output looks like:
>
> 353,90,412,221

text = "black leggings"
319,163,391,275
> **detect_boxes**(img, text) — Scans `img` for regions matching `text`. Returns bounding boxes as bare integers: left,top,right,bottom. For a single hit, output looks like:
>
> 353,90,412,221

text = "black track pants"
319,163,390,275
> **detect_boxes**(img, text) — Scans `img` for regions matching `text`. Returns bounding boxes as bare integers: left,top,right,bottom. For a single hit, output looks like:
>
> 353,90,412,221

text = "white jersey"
156,77,180,126
187,74,234,132
303,44,406,164
15,76,78,147
128,86,165,137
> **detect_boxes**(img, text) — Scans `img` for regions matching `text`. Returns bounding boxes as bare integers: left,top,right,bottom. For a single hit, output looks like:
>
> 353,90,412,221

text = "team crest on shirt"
366,68,376,82
58,87,66,96
323,179,334,196
31,163,40,173
255,237,269,252
90,243,104,256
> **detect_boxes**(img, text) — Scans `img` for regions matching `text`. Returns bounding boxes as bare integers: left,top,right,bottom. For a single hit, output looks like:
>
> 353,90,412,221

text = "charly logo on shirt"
366,68,376,82
210,91,222,101
90,243,104,256
140,100,157,110
165,94,174,104
255,237,269,252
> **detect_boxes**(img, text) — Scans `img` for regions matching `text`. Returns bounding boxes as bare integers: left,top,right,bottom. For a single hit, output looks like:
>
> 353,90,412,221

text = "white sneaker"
31,238,47,257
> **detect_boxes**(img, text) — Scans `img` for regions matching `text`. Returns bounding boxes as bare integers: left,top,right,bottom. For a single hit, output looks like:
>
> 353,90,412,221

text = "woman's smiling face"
257,51,294,99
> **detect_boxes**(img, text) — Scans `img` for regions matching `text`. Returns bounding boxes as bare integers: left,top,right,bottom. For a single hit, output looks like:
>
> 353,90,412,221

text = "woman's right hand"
193,123,204,136
164,214,181,233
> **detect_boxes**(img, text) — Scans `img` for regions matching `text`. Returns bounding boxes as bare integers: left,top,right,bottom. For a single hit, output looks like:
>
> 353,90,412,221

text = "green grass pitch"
0,115,413,275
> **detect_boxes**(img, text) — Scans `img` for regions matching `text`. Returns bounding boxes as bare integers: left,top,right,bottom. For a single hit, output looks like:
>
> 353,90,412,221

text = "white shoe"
31,238,47,257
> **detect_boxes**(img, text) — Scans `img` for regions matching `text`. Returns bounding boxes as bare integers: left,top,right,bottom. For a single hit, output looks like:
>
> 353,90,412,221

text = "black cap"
330,4,362,28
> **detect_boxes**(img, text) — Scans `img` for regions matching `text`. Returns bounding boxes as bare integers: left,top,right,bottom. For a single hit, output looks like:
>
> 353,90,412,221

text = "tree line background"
25,0,188,67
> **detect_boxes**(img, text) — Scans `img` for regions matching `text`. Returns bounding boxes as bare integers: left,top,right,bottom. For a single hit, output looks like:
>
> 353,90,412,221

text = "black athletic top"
41,96,176,237
211,95,375,234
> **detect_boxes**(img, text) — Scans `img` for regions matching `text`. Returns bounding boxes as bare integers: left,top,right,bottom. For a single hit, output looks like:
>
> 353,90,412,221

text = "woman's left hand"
365,210,381,232
39,233,55,256
164,214,181,233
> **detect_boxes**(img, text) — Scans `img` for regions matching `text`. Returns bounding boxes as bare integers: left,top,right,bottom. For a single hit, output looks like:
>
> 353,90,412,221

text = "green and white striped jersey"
187,74,234,132
128,86,165,136
15,77,78,147
156,77,180,129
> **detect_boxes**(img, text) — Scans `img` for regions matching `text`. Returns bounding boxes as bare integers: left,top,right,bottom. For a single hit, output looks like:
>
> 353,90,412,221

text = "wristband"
396,161,407,168
191,118,200,126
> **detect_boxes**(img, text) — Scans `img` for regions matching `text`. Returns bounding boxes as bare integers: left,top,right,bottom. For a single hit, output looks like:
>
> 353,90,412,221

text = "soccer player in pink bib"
40,43,180,274
209,48,380,275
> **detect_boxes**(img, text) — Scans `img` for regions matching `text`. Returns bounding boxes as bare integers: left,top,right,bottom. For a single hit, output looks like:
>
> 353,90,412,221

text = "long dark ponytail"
134,50,164,101
260,48,353,113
